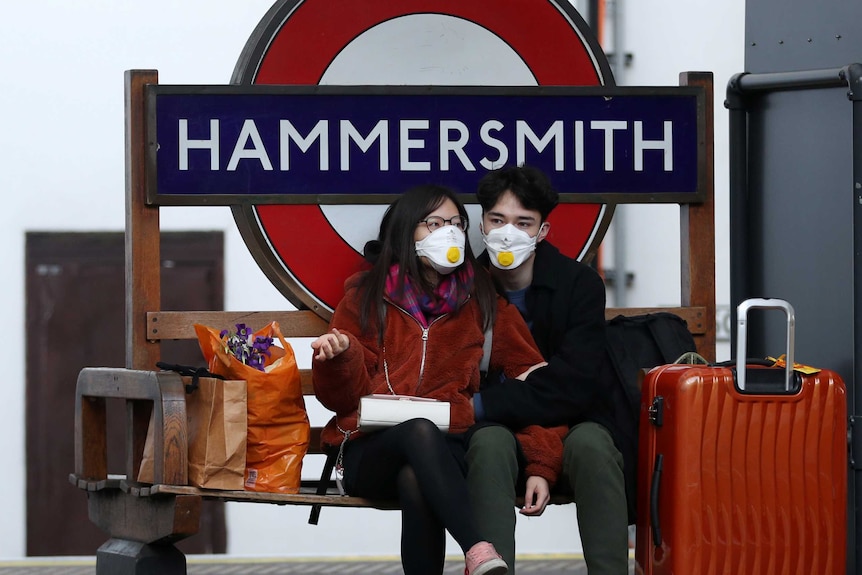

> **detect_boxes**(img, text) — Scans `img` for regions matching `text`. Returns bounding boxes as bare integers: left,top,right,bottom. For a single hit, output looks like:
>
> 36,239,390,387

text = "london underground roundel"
231,0,615,318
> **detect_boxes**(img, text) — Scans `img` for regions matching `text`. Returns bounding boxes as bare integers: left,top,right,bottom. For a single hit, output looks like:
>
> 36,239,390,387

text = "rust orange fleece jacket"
313,272,565,486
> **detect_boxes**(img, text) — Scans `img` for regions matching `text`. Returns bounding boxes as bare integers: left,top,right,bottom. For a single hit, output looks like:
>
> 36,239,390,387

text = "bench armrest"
74,367,188,485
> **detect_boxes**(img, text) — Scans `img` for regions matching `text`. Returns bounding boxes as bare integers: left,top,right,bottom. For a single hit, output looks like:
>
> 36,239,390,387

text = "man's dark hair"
476,165,559,221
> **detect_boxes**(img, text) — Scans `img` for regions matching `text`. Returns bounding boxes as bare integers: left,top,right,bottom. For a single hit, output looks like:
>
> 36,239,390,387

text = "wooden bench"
69,70,716,574
72,306,708,503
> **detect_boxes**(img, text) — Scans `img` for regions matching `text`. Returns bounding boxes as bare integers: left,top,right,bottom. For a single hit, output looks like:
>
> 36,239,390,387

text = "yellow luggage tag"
766,354,821,375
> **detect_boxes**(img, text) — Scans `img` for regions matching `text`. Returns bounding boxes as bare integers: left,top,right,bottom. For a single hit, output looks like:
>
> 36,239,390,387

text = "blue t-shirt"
474,286,531,421
506,286,531,327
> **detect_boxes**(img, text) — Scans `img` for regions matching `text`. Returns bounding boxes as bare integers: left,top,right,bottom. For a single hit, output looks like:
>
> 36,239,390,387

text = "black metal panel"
745,87,854,378
746,0,861,73
743,4,862,569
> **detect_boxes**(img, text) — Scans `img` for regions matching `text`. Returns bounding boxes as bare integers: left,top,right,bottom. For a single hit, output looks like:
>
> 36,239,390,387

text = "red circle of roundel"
233,0,614,315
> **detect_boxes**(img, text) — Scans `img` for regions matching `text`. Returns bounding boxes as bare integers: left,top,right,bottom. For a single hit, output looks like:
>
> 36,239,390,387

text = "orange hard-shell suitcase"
635,299,847,575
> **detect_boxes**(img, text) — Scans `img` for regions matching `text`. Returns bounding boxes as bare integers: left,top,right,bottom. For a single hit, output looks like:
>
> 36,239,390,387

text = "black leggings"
342,418,482,575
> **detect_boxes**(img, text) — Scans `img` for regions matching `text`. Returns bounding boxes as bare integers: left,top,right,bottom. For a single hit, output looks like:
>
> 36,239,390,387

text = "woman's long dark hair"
359,184,497,341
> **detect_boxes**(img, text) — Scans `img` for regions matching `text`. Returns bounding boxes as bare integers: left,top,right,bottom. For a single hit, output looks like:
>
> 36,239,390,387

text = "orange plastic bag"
194,321,310,493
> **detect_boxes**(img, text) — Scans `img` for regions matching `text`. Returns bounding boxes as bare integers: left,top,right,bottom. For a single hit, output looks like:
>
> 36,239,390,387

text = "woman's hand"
519,475,550,516
311,328,350,361
516,361,548,381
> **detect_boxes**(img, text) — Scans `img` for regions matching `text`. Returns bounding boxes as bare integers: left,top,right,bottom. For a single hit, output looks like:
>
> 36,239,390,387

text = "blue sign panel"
147,85,705,205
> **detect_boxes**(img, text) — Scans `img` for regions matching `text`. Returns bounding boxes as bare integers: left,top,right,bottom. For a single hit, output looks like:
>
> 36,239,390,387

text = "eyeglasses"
418,215,468,232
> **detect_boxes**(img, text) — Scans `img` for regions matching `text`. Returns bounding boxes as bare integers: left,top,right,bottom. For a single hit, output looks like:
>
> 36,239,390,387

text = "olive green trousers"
466,422,629,575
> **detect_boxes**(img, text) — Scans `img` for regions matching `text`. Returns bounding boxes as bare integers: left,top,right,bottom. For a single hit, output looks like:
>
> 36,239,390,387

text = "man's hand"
516,362,548,381
311,328,350,361
519,475,550,516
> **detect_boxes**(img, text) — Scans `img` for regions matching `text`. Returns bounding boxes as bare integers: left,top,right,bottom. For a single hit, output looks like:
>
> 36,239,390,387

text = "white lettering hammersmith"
280,120,329,171
179,119,219,170
517,120,565,170
341,120,389,171
591,120,628,171
634,120,673,171
479,120,507,170
176,118,676,174
400,120,430,171
440,120,475,171
227,120,272,171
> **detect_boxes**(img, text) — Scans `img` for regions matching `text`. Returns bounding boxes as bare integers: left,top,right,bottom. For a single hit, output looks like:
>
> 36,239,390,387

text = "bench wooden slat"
143,483,574,509
69,472,575,509
308,426,323,455
300,370,313,395
148,484,401,509
146,310,330,340
146,306,706,340
605,306,706,334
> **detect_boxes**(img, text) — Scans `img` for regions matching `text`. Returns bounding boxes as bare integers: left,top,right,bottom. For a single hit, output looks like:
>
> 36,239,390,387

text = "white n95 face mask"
482,223,538,269
415,225,466,274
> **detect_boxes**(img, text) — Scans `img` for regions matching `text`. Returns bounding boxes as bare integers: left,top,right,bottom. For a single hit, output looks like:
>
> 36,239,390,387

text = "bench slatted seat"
70,69,716,573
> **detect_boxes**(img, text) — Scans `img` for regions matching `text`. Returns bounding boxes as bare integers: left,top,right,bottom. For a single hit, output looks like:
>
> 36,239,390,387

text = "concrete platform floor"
0,554,637,574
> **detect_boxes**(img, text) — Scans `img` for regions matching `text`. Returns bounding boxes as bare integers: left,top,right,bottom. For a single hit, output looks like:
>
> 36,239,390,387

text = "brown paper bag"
139,377,248,490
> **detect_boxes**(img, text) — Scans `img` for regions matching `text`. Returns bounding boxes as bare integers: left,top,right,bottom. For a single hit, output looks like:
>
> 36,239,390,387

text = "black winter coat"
480,241,616,430
480,241,636,521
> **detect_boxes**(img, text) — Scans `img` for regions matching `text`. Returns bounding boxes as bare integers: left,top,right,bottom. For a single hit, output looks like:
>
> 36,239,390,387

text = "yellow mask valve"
497,251,515,267
446,246,461,263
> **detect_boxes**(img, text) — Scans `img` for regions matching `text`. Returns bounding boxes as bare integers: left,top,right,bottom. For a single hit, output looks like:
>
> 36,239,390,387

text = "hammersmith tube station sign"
147,85,705,206
137,0,709,315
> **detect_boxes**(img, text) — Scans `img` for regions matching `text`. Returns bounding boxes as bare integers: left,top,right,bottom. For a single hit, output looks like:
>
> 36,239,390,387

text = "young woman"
311,185,563,575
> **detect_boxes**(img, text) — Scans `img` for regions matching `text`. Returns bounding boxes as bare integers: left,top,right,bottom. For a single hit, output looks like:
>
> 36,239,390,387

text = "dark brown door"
25,231,227,556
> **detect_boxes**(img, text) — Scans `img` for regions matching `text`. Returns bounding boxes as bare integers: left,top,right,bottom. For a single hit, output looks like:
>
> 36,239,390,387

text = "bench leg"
86,489,201,575
96,539,186,575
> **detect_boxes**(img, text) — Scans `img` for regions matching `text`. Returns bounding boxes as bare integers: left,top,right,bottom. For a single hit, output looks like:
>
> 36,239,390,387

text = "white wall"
0,0,742,559
607,1,739,362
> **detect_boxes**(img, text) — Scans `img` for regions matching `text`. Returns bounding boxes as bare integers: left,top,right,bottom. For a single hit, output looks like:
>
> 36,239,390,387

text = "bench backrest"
144,305,709,459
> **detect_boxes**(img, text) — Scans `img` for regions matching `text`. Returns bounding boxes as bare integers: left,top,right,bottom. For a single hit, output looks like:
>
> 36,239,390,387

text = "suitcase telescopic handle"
736,298,795,391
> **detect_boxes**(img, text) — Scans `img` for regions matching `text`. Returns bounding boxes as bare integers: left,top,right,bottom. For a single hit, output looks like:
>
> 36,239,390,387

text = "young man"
467,165,630,575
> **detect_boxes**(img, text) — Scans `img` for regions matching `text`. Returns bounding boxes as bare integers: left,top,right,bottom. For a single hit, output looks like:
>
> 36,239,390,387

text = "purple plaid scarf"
385,263,474,327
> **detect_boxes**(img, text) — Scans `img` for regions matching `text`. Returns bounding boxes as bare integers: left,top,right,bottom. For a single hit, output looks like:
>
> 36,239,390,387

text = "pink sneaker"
465,542,508,575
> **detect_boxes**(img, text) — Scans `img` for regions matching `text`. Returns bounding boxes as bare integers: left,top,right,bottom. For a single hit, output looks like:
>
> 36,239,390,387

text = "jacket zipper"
386,301,448,395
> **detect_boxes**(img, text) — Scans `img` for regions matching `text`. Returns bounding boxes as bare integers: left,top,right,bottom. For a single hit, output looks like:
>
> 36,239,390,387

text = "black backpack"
605,312,697,524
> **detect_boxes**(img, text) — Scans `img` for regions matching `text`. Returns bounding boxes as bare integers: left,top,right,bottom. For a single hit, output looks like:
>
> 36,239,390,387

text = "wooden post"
83,70,198,575
679,71,717,362
125,69,161,371
124,70,161,481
